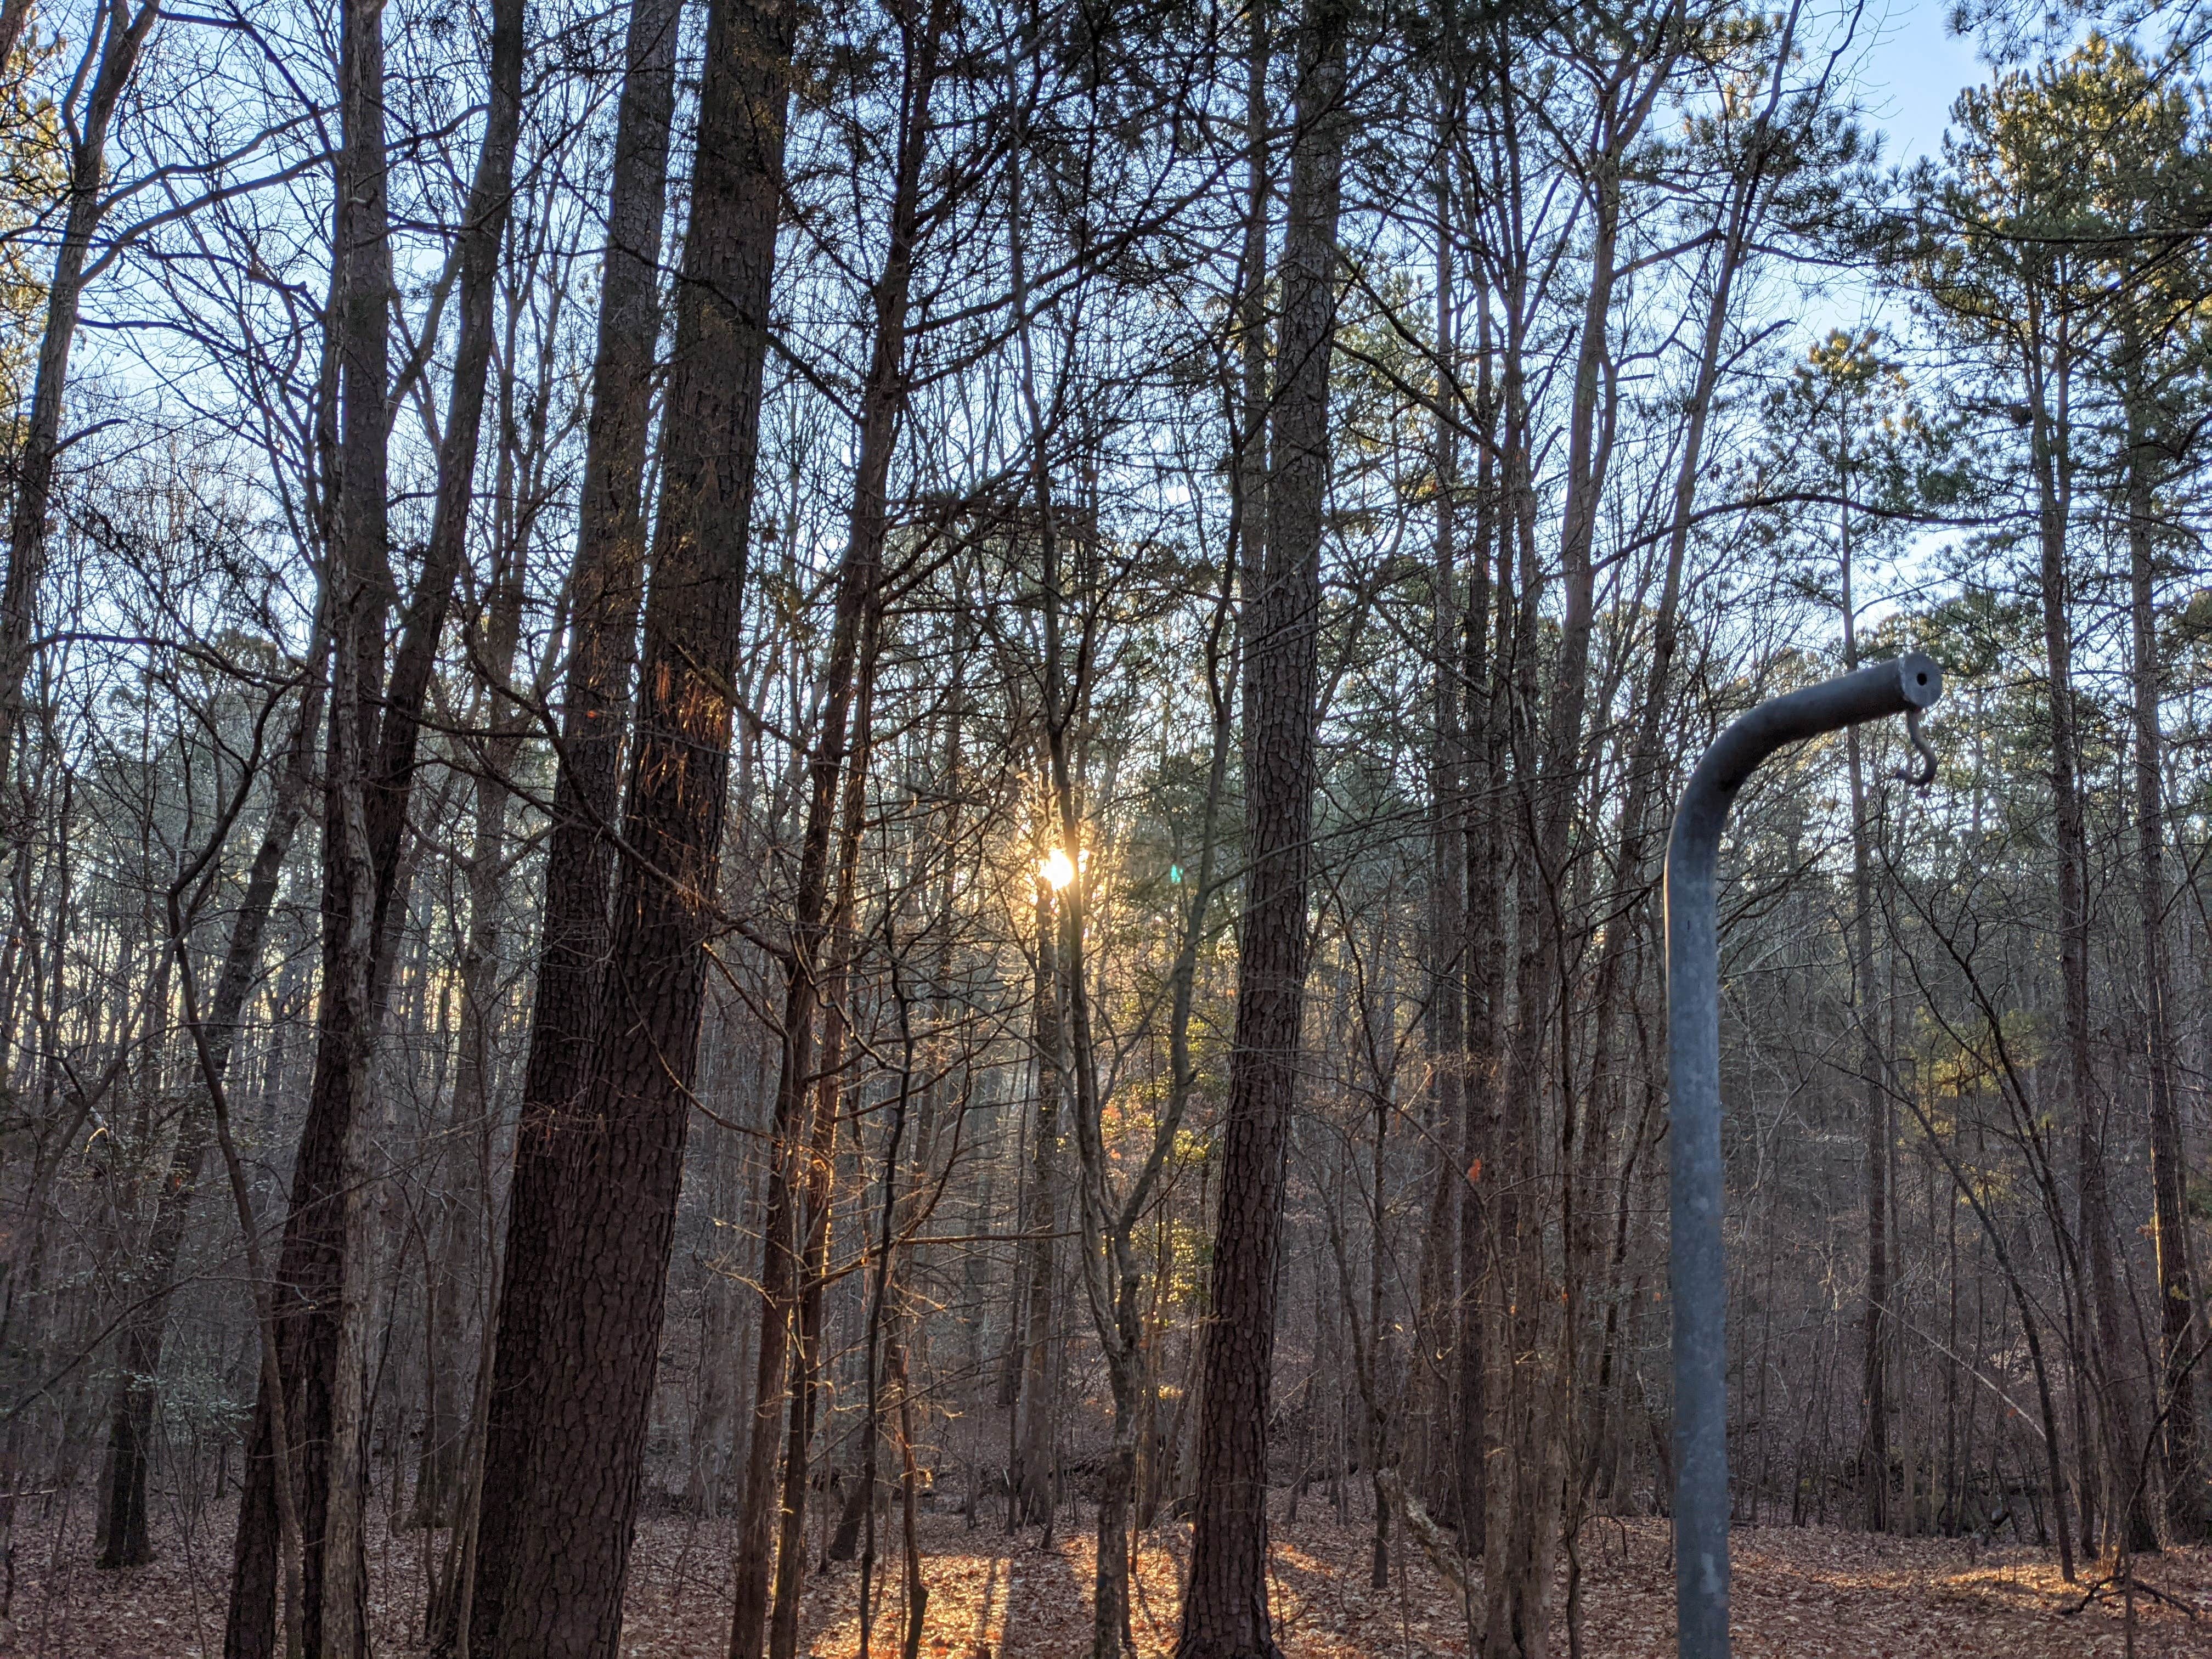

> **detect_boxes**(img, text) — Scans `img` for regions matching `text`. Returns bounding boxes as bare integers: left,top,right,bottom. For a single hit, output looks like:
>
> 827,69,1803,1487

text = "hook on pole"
1895,704,1937,787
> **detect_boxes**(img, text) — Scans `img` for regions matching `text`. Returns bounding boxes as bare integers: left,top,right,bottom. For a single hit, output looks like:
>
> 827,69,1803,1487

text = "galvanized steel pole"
1664,652,1942,1659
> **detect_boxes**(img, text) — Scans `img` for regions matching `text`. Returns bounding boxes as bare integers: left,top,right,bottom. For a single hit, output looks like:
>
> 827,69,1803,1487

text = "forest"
3,0,2212,1652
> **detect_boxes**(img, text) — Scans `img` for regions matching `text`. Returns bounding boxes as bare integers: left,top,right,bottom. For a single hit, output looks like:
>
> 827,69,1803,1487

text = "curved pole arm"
1664,652,1942,1659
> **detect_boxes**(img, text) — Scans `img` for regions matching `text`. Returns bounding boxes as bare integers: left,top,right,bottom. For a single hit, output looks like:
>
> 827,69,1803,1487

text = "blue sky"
1855,1,1991,162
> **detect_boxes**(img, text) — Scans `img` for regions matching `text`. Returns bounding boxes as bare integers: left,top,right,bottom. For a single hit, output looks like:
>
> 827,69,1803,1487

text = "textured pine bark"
482,1,795,1652
466,0,680,1644
1177,2,1344,1652
2028,327,2156,1556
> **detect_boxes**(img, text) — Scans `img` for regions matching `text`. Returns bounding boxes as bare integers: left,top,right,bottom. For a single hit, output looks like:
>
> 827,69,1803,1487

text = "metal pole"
1664,652,1942,1659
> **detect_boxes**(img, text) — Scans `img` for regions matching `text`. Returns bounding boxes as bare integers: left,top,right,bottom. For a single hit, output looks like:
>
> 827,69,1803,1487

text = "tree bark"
1454,274,1499,1562
229,0,527,1637
2125,390,2201,1539
1410,177,1464,1517
1176,1,1344,1651
408,0,529,1537
1012,880,1063,1529
481,1,795,1652
1843,503,1891,1534
0,0,33,79
2027,305,2157,1555
465,0,681,1643
728,9,931,1649
225,0,394,1640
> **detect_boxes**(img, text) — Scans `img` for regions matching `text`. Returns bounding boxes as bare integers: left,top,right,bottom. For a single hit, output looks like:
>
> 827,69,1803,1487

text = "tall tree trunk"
0,0,159,811
1843,501,1890,1535
727,8,932,1649
2125,390,2201,1540
410,499,530,1537
229,0,526,1637
1012,880,1062,1528
482,0,795,1651
1561,18,1795,1562
1410,174,1463,1517
1483,66,1647,1659
409,0,530,1538
1454,273,1499,1562
226,0,394,1640
2028,313,2156,1556
1176,0,1344,1651
465,0,681,1643
767,706,874,1659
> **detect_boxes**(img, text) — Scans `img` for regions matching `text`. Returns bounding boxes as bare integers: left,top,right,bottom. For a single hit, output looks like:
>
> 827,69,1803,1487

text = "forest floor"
1,1494,2206,1657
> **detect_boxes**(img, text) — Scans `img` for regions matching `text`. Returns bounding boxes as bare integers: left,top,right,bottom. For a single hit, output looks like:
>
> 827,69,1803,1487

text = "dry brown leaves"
1,1498,2204,1656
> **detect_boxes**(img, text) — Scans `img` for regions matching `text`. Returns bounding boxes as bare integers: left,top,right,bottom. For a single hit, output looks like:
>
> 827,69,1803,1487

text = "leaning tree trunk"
464,0,680,1644
1176,1,1344,1652
482,2,795,1654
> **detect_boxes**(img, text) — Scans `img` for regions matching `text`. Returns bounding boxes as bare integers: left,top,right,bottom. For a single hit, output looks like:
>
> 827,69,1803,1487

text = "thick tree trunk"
465,0,680,1643
1176,2,1344,1652
481,3,794,1654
